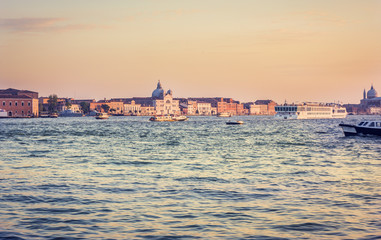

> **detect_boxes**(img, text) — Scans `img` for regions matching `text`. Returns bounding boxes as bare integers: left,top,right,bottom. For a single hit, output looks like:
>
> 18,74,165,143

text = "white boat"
274,103,347,120
217,112,232,117
59,109,84,117
0,109,7,118
96,113,109,119
149,115,188,122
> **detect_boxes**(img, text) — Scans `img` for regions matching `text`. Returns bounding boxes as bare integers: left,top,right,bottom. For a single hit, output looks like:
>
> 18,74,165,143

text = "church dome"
166,89,173,96
152,80,164,99
367,85,378,99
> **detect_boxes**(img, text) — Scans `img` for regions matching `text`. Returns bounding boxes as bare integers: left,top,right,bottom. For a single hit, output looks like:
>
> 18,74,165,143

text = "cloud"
0,17,102,33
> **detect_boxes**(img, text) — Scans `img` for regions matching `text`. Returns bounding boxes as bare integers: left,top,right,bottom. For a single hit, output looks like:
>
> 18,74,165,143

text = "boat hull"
339,123,381,137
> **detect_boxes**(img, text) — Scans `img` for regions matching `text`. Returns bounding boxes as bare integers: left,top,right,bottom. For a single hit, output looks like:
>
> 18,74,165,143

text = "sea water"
0,115,380,240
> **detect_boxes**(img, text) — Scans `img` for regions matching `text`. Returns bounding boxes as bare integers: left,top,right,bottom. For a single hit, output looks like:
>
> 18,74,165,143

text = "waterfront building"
0,88,39,117
71,99,96,104
140,106,156,116
90,100,124,115
250,104,267,115
197,102,212,115
59,104,81,113
153,87,180,115
216,98,245,115
360,84,381,114
186,101,198,115
255,100,277,115
124,100,142,115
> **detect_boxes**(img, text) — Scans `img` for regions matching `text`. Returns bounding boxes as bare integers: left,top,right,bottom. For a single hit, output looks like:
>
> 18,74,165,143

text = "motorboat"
339,121,381,137
149,115,188,122
172,115,188,121
217,112,232,117
96,112,109,119
226,120,244,125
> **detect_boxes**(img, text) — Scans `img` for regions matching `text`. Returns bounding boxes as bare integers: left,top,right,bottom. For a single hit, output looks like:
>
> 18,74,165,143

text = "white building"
197,102,212,115
152,81,180,115
250,104,267,115
124,100,141,115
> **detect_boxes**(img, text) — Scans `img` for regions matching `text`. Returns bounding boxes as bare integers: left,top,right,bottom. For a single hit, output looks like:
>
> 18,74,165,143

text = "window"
359,122,364,126
22,102,24,106
9,101,12,106
15,102,18,106
21,111,24,115
2,101,5,106
369,122,375,127
28,102,31,106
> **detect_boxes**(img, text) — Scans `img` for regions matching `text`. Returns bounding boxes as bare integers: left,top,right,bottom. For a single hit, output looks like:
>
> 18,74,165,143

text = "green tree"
80,102,90,114
65,100,72,110
101,104,110,113
48,94,58,113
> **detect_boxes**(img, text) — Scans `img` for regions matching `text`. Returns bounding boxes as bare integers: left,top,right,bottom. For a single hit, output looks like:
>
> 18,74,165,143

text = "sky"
0,0,380,104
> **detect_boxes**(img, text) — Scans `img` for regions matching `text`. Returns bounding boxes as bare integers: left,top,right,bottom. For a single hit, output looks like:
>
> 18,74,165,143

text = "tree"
48,94,58,113
80,102,90,114
65,100,72,110
101,104,110,113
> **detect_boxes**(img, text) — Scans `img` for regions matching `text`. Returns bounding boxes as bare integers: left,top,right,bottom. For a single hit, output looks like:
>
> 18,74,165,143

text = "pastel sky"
1,0,380,103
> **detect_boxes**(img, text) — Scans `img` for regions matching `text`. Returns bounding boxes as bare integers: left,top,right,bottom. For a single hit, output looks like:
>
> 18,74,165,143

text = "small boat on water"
226,121,244,125
217,112,232,117
96,113,109,119
0,109,7,118
149,115,188,122
339,121,381,137
39,112,58,118
59,109,84,117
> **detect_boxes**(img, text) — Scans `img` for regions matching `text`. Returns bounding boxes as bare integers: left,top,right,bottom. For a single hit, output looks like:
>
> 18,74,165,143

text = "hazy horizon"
1,0,380,104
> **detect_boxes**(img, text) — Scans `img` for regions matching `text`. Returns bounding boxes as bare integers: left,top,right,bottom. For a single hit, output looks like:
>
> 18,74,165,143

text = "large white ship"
274,103,347,120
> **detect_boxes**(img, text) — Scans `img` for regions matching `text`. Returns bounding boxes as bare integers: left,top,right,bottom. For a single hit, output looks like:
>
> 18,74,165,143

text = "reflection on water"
0,115,380,239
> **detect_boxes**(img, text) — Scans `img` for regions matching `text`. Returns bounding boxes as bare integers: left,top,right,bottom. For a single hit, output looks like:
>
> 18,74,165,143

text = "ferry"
96,112,109,119
275,103,347,120
217,112,232,117
149,115,188,122
339,121,381,137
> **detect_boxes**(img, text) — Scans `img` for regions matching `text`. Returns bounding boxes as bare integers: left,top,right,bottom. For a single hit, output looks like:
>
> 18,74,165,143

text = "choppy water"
0,115,380,240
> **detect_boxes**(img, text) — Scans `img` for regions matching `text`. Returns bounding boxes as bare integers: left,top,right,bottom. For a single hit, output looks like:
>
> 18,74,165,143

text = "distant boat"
49,113,58,118
226,120,244,125
339,121,381,137
149,115,188,122
0,109,7,118
275,103,347,120
217,112,232,117
96,112,109,119
59,109,84,117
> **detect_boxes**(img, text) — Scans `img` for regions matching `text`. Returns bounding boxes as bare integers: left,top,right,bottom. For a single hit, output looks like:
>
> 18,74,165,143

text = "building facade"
152,81,181,115
124,100,142,115
0,88,39,117
90,100,124,114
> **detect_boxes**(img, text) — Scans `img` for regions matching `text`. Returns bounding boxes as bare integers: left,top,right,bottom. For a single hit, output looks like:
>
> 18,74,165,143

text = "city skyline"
1,0,380,103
